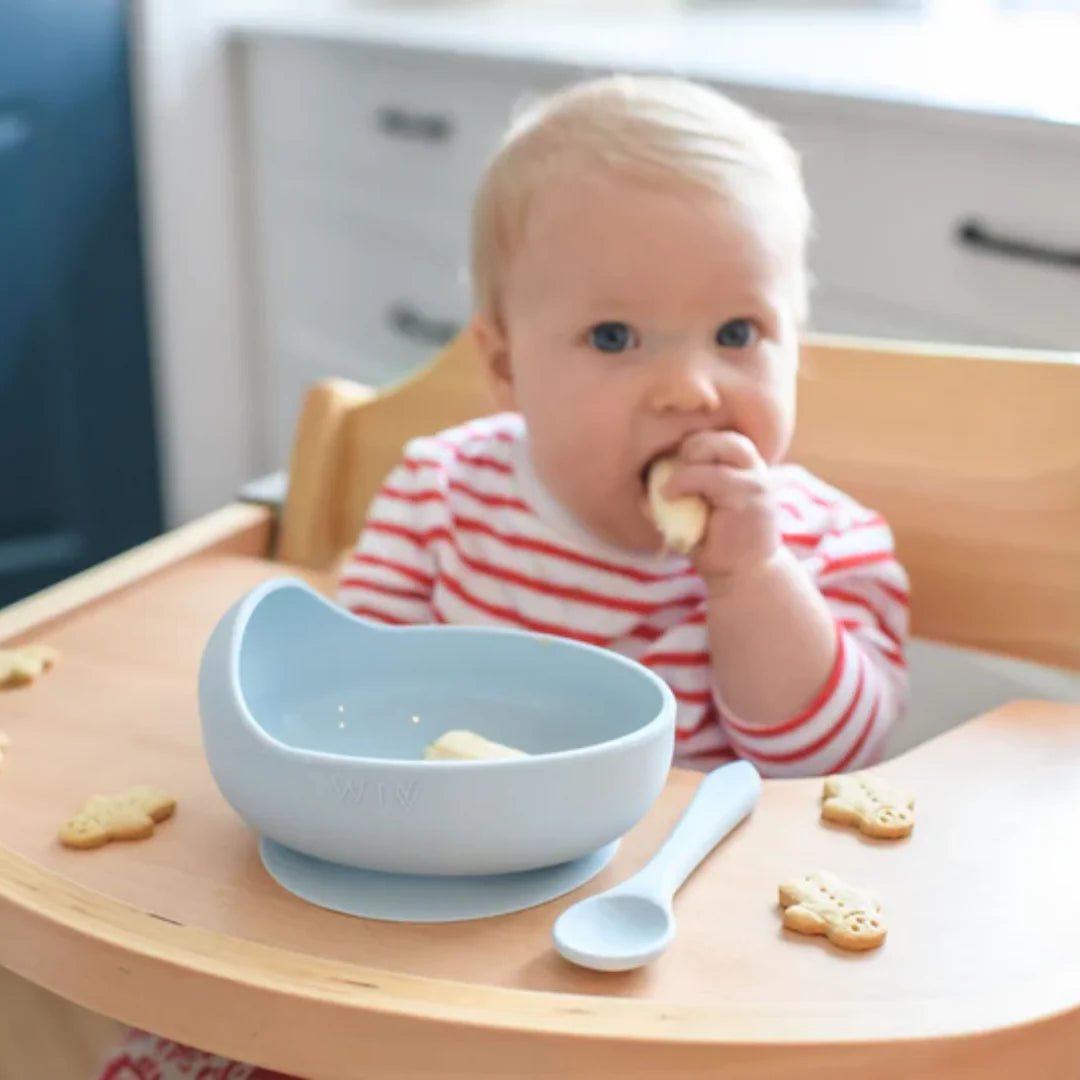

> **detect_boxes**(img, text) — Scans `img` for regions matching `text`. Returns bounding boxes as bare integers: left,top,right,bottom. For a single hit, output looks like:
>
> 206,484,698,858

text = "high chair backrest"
278,331,1080,670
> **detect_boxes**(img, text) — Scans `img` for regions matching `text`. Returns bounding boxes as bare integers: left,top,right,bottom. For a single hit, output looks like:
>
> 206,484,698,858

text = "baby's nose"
649,359,722,414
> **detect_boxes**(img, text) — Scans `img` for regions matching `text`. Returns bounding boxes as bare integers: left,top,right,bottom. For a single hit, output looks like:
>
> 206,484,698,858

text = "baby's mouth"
639,447,677,493
638,461,654,492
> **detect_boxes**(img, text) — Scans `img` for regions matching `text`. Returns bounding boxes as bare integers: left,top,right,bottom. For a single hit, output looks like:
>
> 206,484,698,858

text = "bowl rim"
221,576,678,771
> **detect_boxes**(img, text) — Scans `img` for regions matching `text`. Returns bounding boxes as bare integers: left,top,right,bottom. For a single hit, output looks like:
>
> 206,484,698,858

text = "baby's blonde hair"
470,74,812,325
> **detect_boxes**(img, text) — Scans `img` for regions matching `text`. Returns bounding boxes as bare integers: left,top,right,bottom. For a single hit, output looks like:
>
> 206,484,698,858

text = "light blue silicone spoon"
553,759,762,971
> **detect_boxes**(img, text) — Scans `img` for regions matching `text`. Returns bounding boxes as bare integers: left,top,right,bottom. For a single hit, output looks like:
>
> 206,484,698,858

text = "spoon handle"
630,760,762,900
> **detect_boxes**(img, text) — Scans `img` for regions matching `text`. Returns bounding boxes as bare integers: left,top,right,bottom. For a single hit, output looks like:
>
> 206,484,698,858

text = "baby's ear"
471,314,516,410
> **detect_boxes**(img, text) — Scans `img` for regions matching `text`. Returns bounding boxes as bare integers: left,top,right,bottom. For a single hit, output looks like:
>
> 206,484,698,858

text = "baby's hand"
661,431,781,584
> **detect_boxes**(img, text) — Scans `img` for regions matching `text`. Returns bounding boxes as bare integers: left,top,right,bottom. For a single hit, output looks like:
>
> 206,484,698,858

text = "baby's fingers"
680,430,763,470
665,462,769,509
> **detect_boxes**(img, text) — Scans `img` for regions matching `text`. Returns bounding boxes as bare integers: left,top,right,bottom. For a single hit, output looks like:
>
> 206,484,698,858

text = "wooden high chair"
2,332,1080,1079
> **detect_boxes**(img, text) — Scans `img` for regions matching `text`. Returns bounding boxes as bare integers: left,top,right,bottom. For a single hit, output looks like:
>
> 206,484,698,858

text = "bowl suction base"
259,837,620,923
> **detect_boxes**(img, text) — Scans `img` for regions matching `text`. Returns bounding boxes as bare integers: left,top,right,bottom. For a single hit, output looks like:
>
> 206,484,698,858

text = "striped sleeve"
335,451,445,626
716,502,910,778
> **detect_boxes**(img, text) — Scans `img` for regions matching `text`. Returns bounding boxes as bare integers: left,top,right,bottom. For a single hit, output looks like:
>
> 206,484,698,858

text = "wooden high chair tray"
1,509,1078,1079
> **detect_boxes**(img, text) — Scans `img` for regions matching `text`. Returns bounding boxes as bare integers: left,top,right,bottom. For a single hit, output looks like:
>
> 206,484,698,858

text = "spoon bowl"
554,893,675,971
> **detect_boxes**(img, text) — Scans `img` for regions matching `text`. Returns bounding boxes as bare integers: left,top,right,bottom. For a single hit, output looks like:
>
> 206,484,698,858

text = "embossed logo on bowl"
327,776,419,810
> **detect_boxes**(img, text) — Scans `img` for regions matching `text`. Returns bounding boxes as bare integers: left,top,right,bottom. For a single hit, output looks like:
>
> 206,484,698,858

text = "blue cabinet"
0,0,162,606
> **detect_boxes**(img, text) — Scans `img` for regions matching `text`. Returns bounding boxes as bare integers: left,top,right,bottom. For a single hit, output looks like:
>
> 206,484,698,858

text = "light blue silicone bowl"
198,577,676,876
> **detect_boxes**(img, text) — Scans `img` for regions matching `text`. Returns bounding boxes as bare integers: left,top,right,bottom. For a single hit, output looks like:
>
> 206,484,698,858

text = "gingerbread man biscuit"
0,644,58,689
59,786,176,850
778,870,886,951
822,770,914,839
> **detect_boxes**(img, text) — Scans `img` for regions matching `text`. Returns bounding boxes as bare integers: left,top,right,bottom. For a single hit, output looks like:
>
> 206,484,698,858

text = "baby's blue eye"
716,319,758,349
588,322,638,353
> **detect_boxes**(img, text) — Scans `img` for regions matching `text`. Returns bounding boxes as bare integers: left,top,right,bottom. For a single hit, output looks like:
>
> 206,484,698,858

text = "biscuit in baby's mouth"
59,786,177,850
0,644,58,689
646,456,707,555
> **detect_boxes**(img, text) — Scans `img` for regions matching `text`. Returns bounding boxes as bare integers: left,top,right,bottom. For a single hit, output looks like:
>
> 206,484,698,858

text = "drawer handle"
387,303,461,348
956,218,1080,271
375,105,454,143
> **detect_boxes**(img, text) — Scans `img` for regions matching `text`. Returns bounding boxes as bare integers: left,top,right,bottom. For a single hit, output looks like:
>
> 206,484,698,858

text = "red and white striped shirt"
337,413,909,776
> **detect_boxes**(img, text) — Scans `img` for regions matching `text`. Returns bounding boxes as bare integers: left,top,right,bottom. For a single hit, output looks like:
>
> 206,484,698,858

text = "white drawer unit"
252,185,471,466
240,38,560,242
785,113,1080,351
239,38,574,468
805,285,1023,347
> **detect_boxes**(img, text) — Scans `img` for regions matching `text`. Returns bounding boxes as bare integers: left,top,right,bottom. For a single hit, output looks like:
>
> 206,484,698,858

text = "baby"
91,75,908,1080
339,75,909,775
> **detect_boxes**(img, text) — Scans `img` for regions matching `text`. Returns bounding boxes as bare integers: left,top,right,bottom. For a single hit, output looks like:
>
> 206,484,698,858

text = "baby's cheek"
748,377,796,464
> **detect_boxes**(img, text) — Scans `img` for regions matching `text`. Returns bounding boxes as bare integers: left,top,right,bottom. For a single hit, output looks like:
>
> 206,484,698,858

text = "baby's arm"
708,511,909,776
336,455,441,624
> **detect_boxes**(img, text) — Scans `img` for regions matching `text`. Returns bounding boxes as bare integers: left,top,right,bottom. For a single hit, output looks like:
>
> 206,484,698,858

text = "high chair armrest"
0,503,272,646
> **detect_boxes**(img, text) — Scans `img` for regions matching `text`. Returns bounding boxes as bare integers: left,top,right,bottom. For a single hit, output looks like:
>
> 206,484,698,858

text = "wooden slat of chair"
794,338,1080,670
277,332,493,574
277,331,1080,670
